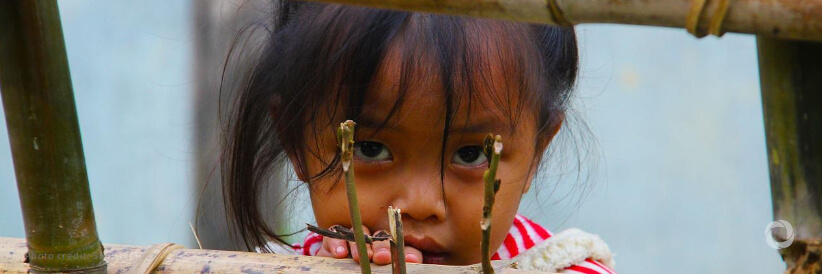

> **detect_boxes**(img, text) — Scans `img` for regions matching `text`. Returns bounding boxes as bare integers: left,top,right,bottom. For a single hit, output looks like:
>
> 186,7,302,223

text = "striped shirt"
293,214,615,274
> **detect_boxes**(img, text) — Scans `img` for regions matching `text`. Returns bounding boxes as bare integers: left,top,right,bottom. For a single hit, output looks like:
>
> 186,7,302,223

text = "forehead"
358,19,533,133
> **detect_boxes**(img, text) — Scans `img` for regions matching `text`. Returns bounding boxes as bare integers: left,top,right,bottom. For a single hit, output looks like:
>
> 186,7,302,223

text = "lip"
403,235,448,264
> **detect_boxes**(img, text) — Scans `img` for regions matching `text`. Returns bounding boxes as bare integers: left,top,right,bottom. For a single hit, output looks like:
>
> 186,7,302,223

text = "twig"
189,222,203,249
306,224,390,244
388,206,406,274
481,134,503,274
338,120,371,273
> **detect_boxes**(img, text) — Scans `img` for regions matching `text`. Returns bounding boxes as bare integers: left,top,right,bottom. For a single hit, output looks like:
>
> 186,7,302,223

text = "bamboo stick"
388,207,406,274
306,224,390,244
304,0,822,42
0,1,106,273
0,238,542,273
338,120,372,273
481,135,503,274
757,37,822,273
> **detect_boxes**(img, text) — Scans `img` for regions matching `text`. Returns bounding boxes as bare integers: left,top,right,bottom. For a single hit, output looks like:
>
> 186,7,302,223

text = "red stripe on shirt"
565,265,601,274
502,233,520,258
513,217,536,249
525,217,551,239
303,234,322,256
587,258,615,274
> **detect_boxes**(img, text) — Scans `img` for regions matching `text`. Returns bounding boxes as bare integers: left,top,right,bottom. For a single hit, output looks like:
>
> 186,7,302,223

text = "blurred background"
0,0,781,273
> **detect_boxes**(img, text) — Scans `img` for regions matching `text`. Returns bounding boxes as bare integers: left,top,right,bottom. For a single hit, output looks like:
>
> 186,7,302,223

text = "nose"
390,171,447,223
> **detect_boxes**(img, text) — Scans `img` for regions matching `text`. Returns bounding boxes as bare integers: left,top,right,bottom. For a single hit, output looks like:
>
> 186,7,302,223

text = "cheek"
310,187,349,228
445,170,526,264
308,173,392,230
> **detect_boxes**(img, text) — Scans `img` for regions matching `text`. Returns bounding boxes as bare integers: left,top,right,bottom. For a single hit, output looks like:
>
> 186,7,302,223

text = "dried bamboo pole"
757,37,822,273
304,0,822,42
388,207,406,274
0,238,540,273
338,120,372,274
481,135,503,274
0,1,106,273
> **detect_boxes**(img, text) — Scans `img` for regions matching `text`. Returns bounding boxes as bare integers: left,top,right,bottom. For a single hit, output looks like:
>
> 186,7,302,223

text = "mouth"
403,235,448,264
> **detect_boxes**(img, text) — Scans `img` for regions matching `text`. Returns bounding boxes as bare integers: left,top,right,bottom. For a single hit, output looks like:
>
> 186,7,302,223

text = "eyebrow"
355,116,509,135
452,121,506,134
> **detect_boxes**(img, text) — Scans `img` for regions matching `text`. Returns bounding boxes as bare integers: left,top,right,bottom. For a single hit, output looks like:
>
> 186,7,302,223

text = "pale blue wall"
519,25,782,273
0,0,195,247
0,1,784,273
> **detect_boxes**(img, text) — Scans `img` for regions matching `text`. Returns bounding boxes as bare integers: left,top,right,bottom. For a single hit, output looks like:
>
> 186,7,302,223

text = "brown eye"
452,146,487,166
354,141,392,161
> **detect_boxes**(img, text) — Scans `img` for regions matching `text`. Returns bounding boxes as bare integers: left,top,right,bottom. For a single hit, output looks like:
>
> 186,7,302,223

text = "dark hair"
221,1,579,252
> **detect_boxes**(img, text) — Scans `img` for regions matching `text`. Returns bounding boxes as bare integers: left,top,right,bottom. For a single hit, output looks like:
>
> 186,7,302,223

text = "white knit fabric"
512,228,615,272
259,241,299,255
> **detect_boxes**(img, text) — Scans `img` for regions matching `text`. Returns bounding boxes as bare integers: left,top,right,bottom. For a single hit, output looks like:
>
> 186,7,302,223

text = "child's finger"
370,231,392,265
403,246,423,264
349,226,373,264
321,236,349,259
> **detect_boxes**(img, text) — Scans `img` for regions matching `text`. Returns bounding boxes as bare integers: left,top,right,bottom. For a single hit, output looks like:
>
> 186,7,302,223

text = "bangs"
269,5,551,181
255,3,574,181
365,14,545,138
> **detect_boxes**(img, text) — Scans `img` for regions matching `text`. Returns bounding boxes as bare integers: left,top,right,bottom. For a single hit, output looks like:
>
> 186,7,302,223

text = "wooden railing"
0,238,543,274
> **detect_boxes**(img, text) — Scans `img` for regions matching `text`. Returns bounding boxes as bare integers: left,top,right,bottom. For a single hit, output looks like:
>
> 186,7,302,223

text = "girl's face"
294,40,557,265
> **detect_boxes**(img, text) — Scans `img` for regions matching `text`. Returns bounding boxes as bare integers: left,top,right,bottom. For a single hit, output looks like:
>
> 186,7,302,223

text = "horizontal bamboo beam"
0,238,547,273
304,0,822,42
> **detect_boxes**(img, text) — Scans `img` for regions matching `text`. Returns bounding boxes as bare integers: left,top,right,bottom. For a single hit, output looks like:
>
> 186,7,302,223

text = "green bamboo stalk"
388,206,406,274
0,1,106,273
337,120,371,274
757,37,822,272
480,134,503,274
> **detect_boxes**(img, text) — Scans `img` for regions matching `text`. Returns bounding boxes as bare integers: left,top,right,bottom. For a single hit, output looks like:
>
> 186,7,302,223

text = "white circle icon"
765,220,794,249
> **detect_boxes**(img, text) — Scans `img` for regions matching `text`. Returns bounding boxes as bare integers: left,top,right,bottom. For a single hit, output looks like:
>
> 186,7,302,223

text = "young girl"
222,1,615,273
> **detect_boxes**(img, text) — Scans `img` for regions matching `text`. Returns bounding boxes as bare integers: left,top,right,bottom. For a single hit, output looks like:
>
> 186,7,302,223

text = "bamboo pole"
0,1,106,273
304,0,822,42
338,120,372,273
757,37,822,273
0,238,542,273
481,134,503,274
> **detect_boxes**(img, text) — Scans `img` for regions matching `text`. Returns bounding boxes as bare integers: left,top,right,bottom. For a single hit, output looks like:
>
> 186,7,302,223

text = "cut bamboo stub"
388,207,406,274
0,238,550,273
304,0,822,42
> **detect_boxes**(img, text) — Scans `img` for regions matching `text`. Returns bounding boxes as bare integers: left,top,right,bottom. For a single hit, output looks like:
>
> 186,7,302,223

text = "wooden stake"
481,134,503,274
338,120,371,274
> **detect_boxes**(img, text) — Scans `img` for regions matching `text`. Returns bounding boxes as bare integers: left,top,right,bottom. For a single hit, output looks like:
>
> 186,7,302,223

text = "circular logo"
765,220,794,249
